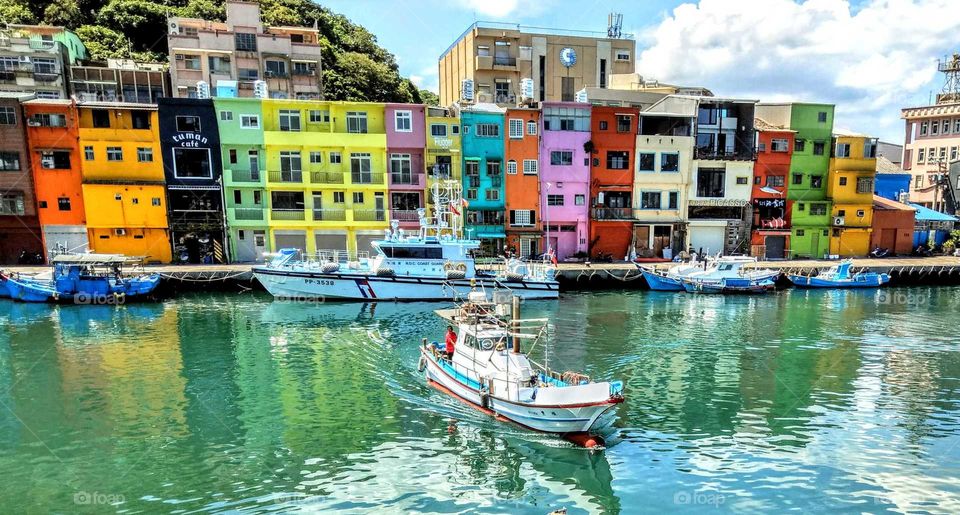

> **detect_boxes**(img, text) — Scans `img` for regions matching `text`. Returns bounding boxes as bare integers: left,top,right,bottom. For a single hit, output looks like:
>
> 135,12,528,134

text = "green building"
214,97,268,262
756,103,835,258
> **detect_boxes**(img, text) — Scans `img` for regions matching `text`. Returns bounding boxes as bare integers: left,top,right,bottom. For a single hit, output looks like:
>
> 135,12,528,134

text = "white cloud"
636,0,958,141
457,0,521,18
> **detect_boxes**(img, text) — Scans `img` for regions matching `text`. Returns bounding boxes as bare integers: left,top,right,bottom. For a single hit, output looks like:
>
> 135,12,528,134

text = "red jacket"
445,331,456,354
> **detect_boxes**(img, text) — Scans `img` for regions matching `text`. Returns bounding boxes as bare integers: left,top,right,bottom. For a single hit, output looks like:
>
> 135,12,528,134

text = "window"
31,113,66,127
758,143,766,153
220,111,233,122
84,146,94,161
918,148,926,164
811,175,823,188
395,110,412,132
487,161,501,176
661,153,679,172
485,189,499,201
615,49,631,61
0,107,15,125
333,191,345,203
452,125,459,135
955,119,960,134
574,194,585,205
835,143,850,158
637,152,655,172
668,191,679,209
856,177,873,194
253,190,262,205
813,141,825,155
390,153,411,182
476,124,499,137
856,209,865,217
697,168,725,197
353,192,364,204
754,176,762,185
241,115,259,129
838,209,846,217
736,177,748,185
523,159,538,175
466,189,478,200
511,209,534,227
477,45,490,56
766,175,784,187
265,60,287,78
796,229,805,237
279,151,302,177
943,119,951,134
551,151,573,166
864,139,877,158
310,152,322,164
599,121,608,131
279,110,301,132
794,139,805,152
547,194,564,206
238,68,258,81
920,121,928,136
172,148,212,179
40,151,70,169
137,147,153,162
310,110,330,123
507,160,517,175
790,173,802,185
229,149,237,164
607,151,629,170
818,111,828,123
106,147,122,161
914,175,922,188
771,139,789,152
932,121,940,135
640,191,661,209
527,121,537,135
58,197,71,211
234,190,242,205
0,152,19,170
330,152,341,164
951,146,958,161
346,112,368,134
235,32,257,52
152,198,161,206
839,177,847,186
798,203,805,211
509,118,523,138
176,116,200,132
616,115,631,133
208,55,231,74
350,153,372,182
430,124,446,137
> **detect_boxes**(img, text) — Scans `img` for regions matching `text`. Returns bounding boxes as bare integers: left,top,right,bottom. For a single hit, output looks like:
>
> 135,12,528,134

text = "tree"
74,24,131,60
0,0,36,24
418,88,440,107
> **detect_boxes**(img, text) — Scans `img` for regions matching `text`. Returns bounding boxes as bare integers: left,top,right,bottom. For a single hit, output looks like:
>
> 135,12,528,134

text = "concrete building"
70,59,170,103
439,21,636,107
424,107,461,215
750,118,795,259
0,93,44,263
539,102,590,259
504,107,541,258
871,195,915,255
167,0,323,100
0,25,86,100
589,105,637,259
874,155,911,202
828,129,879,257
461,105,506,253
385,103,427,230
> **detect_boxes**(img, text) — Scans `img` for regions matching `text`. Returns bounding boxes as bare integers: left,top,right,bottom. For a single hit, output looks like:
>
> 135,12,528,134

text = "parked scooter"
869,247,890,258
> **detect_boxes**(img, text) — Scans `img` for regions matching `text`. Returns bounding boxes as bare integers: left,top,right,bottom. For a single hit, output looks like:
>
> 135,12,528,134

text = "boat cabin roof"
51,254,140,265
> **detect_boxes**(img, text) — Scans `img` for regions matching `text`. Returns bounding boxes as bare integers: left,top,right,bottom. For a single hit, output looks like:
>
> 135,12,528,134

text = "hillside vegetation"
0,0,438,104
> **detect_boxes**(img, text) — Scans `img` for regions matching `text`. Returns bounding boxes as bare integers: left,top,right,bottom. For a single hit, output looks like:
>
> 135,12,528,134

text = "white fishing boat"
253,181,559,301
418,292,624,445
680,256,781,294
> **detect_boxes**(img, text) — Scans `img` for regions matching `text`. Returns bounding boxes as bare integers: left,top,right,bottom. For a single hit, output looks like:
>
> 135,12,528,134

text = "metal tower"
937,53,960,104
607,13,623,39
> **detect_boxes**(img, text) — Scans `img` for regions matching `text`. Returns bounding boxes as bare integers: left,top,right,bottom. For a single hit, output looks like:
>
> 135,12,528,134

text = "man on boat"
444,325,457,360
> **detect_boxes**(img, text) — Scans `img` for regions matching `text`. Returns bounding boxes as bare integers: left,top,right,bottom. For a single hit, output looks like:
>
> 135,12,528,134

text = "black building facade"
158,98,226,263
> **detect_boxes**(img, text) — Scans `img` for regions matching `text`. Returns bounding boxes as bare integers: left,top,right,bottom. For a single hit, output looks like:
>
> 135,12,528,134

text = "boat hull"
253,268,560,301
640,269,684,291
787,273,890,288
681,278,775,294
4,274,161,303
420,349,620,434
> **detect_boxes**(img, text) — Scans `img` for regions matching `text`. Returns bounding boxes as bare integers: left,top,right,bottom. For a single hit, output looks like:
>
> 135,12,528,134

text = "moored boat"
3,254,160,304
639,263,706,291
787,260,889,288
679,256,780,294
418,293,623,444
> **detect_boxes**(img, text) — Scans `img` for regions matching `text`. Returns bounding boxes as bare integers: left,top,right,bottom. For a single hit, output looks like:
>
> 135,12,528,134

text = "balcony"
467,224,505,236
232,207,265,221
33,71,60,82
390,209,422,222
390,173,422,185
312,209,346,222
231,169,261,183
592,207,635,220
494,56,516,67
271,209,305,221
310,171,345,184
353,209,387,222
695,147,756,161
268,171,303,183
350,172,385,185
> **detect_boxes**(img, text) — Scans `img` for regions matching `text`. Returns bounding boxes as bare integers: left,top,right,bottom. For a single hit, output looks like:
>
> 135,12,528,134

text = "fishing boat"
639,262,707,291
787,260,890,288
418,292,623,446
2,254,160,304
253,181,559,301
0,270,51,298
679,256,780,294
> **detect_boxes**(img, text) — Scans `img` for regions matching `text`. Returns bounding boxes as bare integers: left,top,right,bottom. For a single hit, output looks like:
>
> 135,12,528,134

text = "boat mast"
511,295,520,354
428,179,466,240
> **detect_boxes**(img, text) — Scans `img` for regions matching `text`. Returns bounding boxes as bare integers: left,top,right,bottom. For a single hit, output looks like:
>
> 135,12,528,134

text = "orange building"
504,108,542,258
589,106,638,258
22,99,87,256
750,120,795,258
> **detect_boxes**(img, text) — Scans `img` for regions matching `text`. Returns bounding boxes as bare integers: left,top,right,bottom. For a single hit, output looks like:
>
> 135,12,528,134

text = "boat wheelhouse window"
381,246,443,259
718,263,734,271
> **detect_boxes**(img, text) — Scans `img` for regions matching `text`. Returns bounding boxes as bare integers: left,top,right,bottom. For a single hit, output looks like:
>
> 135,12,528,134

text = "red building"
504,108,542,258
0,94,44,263
589,106,638,259
871,195,915,255
750,119,794,259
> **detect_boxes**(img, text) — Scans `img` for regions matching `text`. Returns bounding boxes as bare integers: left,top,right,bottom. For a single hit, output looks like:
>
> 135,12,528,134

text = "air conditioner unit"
264,71,275,78
18,56,30,63
476,93,489,103
169,21,180,35
27,120,40,127
114,228,126,236
834,216,845,226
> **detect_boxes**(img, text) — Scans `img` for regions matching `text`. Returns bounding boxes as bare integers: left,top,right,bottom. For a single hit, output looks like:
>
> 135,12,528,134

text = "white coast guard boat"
418,292,624,440
253,181,559,301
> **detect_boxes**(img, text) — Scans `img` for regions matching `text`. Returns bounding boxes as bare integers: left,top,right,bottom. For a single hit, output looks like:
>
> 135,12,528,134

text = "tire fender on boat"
114,292,125,304
417,355,427,372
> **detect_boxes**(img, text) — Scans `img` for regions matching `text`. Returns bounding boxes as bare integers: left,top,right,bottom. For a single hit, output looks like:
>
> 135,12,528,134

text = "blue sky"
325,0,958,144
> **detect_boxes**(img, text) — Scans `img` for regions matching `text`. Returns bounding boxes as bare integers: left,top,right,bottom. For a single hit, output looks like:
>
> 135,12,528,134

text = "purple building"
539,102,592,259
385,103,426,228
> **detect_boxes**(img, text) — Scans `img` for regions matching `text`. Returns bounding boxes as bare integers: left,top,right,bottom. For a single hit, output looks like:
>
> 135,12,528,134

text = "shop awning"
910,203,958,222
464,157,481,161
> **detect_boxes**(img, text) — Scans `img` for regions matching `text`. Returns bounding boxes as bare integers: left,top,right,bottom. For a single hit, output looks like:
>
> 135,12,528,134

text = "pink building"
539,102,592,259
385,104,427,227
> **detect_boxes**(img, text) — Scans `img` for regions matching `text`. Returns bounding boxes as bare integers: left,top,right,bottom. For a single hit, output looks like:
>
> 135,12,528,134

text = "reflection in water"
0,289,958,512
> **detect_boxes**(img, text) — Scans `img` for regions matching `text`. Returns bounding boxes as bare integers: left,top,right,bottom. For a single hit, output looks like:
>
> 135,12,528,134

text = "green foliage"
43,0,80,27
0,0,37,24
74,24,131,60
418,88,439,106
96,0,170,56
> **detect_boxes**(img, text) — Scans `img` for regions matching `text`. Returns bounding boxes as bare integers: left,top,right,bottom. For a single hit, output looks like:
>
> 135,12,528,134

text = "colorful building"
424,107,461,211
756,103,834,258
385,103,426,230
215,97,268,262
828,130,878,257
633,98,696,258
871,195,915,255
750,118,794,259
461,106,506,254
589,105,637,259
158,97,227,263
539,102,590,260
77,102,171,263
874,155,911,202
262,99,388,258
504,107,541,258
22,98,87,255
0,94,44,263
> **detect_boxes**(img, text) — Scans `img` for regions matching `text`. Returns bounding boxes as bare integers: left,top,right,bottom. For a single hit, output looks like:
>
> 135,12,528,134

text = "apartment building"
589,105,637,258
167,0,323,99
0,93,43,263
828,130,878,257
385,103,427,230
439,21,636,107
424,107,461,215
461,106,506,254
70,59,170,103
0,25,85,100
750,119,794,259
504,107,541,258
539,102,590,259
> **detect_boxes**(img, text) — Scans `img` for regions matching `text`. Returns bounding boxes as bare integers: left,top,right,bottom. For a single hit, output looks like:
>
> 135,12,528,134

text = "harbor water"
1,288,959,513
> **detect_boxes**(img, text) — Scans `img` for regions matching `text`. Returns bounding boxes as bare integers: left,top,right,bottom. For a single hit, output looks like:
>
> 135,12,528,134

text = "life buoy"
417,355,427,372
480,338,494,350
456,263,466,273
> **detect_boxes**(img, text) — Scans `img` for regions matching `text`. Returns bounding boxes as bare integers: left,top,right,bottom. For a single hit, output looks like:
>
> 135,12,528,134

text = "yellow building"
262,99,389,258
425,107,461,213
78,103,171,263
827,131,878,257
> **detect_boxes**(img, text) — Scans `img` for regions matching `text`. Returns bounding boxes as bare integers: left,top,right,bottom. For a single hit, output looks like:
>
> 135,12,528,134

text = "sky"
324,0,960,143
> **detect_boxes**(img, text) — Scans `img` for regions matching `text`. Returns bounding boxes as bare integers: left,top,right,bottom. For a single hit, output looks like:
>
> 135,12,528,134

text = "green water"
1,289,959,513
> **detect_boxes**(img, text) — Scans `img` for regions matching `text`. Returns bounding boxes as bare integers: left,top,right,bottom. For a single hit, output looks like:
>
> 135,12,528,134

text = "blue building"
461,106,506,254
874,155,911,202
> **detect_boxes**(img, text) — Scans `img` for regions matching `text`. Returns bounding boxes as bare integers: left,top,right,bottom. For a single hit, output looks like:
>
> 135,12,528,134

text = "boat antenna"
511,295,521,353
